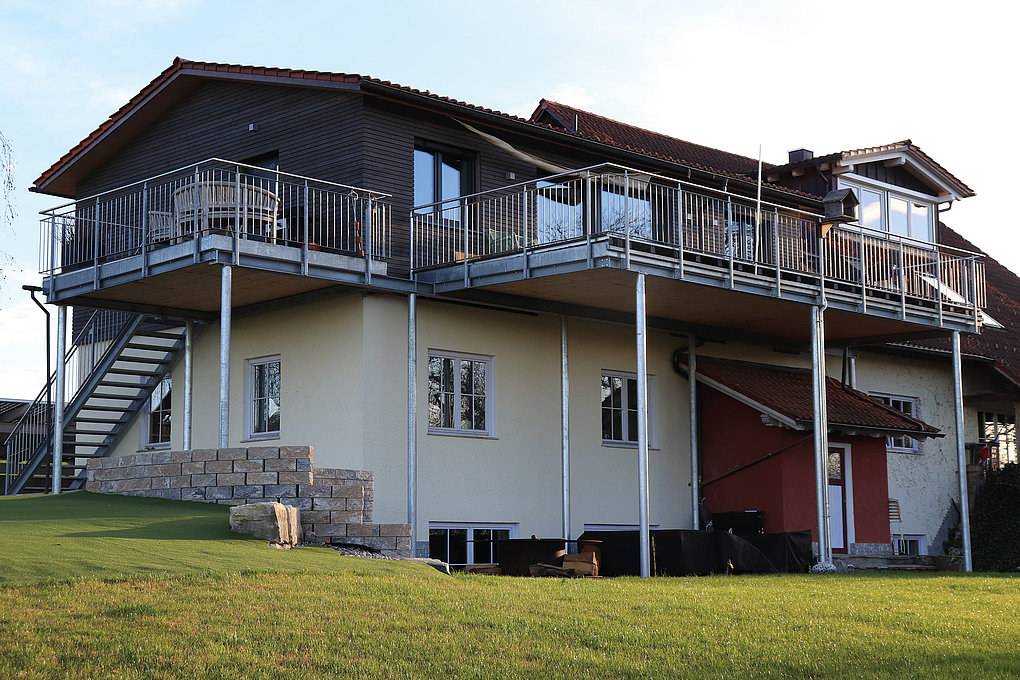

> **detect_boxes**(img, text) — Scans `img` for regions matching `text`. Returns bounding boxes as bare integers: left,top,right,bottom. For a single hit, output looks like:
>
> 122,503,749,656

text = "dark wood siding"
852,161,933,195
78,82,365,196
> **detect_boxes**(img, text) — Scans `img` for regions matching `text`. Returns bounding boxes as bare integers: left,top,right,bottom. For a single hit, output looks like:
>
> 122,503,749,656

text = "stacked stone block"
84,446,410,557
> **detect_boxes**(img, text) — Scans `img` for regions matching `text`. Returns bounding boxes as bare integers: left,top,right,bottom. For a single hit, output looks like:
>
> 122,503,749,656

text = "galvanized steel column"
689,334,700,530
408,293,418,554
183,320,194,451
811,305,832,565
218,265,232,448
51,305,67,495
636,273,651,577
561,315,570,541
952,331,973,572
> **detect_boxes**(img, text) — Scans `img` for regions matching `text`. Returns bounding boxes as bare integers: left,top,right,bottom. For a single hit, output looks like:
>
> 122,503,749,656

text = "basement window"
893,534,927,556
428,522,516,569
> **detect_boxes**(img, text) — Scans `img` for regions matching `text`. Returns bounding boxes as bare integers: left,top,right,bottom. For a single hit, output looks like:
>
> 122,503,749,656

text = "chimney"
788,149,813,164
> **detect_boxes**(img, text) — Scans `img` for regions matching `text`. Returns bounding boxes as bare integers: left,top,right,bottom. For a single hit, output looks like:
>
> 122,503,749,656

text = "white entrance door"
827,445,853,553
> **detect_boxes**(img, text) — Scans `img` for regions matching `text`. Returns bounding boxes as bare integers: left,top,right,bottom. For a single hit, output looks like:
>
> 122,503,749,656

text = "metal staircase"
3,310,188,495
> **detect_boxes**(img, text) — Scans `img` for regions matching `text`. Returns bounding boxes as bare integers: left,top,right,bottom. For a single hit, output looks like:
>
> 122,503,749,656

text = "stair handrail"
3,309,137,494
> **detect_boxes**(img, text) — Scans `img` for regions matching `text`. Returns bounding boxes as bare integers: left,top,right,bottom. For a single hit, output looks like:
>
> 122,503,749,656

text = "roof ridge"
538,99,767,169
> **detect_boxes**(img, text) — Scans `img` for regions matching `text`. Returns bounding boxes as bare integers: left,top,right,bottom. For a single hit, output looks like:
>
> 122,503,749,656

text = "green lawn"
1,493,1018,679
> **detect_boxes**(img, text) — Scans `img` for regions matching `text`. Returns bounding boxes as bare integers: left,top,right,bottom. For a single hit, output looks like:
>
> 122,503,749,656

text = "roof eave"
836,148,974,201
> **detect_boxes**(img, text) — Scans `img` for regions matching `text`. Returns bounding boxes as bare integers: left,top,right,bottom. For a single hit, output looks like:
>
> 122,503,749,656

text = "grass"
1,493,1018,679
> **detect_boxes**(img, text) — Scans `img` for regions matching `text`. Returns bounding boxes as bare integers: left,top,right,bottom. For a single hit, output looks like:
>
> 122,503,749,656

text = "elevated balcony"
40,160,393,316
410,164,986,343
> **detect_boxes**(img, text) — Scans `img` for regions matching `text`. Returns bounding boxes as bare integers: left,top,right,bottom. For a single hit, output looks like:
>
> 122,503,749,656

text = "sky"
1,0,1017,399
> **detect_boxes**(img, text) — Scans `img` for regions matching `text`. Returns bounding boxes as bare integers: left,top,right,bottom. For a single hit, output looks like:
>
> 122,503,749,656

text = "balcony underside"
418,236,979,344
46,235,391,317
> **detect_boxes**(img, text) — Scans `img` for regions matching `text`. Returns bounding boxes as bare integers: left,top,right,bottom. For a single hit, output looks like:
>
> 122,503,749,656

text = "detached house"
6,58,1015,573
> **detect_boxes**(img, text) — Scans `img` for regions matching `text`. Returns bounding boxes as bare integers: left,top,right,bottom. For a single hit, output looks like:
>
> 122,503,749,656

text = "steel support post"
51,305,67,495
218,265,232,448
811,305,832,565
689,334,700,530
183,320,194,451
407,293,418,555
635,273,651,577
561,315,570,542
951,331,973,572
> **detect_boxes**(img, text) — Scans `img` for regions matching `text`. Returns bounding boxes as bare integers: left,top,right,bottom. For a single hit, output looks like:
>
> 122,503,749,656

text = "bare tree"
0,130,15,289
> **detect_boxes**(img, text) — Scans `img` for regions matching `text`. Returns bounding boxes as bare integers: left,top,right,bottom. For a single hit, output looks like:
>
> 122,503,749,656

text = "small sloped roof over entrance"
679,357,942,439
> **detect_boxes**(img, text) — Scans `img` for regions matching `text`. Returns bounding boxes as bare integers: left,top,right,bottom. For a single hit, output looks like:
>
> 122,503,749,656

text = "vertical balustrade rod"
859,230,867,313
141,182,149,277
93,197,101,289
233,165,241,264
302,180,309,277
523,189,530,278
773,207,781,296
970,258,980,330
364,198,373,286
936,251,944,327
726,196,734,289
624,171,631,268
898,239,906,319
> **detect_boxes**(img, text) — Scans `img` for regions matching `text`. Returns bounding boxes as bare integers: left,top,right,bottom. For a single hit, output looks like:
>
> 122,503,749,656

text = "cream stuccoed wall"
367,301,698,540
853,350,960,549
107,293,368,469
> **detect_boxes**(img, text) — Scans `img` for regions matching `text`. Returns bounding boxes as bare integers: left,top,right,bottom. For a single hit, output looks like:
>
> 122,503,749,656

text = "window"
413,142,474,215
872,393,918,452
893,534,927,556
428,522,516,569
245,355,281,440
601,371,655,446
979,411,1017,465
427,351,493,436
144,375,172,448
840,179,934,243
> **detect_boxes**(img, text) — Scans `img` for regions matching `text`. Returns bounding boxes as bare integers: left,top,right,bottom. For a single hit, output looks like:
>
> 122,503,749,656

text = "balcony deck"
411,164,986,343
40,161,986,343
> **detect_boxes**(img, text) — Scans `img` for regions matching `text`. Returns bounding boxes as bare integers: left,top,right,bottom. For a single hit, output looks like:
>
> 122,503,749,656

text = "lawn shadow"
62,519,234,541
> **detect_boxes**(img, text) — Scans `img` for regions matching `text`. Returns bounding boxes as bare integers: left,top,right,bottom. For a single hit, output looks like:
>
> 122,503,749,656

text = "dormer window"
839,178,934,243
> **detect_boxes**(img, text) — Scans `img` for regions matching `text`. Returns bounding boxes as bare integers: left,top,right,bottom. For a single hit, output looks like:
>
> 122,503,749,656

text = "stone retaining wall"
84,446,411,556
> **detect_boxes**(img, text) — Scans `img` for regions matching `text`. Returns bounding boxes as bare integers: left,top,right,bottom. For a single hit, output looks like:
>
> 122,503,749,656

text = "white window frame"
426,350,495,437
428,522,518,567
838,176,936,244
870,392,919,453
244,354,281,441
139,375,172,450
893,534,928,556
601,370,657,448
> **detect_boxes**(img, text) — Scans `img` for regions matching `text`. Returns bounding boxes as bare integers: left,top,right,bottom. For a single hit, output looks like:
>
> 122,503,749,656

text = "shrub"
971,463,1020,572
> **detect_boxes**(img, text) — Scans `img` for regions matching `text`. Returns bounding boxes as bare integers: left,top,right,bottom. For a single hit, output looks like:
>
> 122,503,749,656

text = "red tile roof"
530,99,768,177
687,357,941,437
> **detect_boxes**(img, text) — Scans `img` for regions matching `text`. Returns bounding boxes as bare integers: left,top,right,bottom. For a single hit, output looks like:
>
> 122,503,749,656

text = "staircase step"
64,428,118,436
124,342,178,351
105,368,161,377
116,357,172,366
89,393,141,401
134,330,186,340
74,417,127,424
97,380,150,389
77,404,134,412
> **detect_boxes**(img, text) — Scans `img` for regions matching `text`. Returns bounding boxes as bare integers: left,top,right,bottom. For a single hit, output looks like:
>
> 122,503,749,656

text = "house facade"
7,58,1015,572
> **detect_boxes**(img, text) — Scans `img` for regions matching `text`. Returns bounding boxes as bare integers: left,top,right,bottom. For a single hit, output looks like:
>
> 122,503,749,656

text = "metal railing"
3,309,133,494
410,163,985,312
39,159,392,275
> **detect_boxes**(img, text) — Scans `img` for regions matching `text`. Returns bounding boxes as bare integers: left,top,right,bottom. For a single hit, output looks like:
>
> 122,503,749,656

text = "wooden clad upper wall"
77,82,365,197
852,161,932,195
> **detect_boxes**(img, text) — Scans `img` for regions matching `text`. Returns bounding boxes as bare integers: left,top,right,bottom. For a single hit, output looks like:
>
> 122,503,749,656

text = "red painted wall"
700,386,890,544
